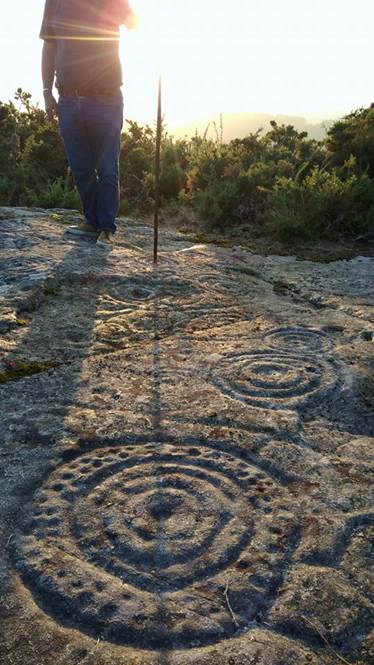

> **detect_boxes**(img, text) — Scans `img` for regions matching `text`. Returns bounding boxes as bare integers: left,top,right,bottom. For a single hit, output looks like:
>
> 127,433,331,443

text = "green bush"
160,163,186,199
327,106,374,176
24,177,81,210
194,180,241,227
263,167,374,240
1,90,373,241
0,176,13,205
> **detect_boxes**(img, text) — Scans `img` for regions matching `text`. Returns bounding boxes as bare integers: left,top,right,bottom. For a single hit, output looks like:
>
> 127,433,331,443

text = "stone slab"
0,208,373,664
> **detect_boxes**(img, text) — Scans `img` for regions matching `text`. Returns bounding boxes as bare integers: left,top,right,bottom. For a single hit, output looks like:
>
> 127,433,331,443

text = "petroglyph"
209,349,342,411
15,443,297,648
0,209,373,665
263,326,334,353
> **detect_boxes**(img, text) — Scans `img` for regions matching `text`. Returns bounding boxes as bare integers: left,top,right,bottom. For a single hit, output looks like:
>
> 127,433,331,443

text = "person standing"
40,0,136,246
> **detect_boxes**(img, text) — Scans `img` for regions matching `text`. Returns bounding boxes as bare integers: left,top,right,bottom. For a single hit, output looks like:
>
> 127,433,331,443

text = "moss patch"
0,359,59,384
49,213,72,226
15,318,28,327
272,280,294,296
359,371,374,409
44,286,60,297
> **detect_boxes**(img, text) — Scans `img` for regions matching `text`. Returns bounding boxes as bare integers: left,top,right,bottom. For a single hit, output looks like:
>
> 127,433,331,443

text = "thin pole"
153,75,162,264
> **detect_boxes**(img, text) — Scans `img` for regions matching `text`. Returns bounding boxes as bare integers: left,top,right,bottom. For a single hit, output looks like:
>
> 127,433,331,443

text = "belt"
58,87,121,97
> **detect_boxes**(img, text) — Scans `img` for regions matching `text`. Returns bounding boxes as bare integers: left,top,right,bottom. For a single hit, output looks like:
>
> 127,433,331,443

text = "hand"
43,90,58,122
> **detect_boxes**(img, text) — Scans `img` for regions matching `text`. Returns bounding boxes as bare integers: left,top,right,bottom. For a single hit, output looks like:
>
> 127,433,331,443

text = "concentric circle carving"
264,327,333,353
194,272,243,296
209,350,341,410
15,443,296,648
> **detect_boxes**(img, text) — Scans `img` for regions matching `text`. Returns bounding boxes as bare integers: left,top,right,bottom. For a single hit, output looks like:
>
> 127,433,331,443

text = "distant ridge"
170,112,339,141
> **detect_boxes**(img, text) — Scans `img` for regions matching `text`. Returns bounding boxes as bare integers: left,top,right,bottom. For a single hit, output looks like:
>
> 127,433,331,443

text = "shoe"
96,230,115,247
66,222,99,236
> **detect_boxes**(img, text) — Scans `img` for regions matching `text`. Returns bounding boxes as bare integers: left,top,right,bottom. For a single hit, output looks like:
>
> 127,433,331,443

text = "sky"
0,0,373,128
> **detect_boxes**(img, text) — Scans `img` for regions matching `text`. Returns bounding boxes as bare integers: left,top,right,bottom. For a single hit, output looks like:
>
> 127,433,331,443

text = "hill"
171,111,337,141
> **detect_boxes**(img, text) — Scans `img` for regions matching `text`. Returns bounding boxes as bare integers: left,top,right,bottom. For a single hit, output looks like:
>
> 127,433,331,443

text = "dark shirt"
40,0,132,93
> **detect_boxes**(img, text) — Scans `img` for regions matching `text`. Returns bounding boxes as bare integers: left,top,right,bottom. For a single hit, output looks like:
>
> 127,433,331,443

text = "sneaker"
66,222,99,236
96,230,115,247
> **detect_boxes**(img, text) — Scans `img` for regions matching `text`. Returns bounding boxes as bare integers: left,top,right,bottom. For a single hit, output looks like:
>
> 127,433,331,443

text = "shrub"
327,106,374,176
24,177,81,210
194,180,241,227
1,90,374,241
263,167,374,240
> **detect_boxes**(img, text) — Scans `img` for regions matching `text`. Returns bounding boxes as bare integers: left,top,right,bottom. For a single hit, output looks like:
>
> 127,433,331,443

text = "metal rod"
153,75,162,264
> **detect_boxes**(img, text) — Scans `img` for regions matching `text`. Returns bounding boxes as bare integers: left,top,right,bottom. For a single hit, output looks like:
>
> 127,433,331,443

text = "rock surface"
0,207,373,665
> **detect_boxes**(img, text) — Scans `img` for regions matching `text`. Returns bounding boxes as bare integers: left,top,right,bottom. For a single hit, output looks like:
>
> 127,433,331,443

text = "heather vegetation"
1,89,374,241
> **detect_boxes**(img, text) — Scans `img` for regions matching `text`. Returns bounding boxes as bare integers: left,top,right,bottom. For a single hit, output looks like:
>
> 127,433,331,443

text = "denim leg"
82,93,123,233
58,96,98,227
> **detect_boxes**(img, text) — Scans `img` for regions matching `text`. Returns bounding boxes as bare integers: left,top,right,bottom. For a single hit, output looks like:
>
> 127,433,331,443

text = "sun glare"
120,0,373,128
2,1,372,129
121,0,237,126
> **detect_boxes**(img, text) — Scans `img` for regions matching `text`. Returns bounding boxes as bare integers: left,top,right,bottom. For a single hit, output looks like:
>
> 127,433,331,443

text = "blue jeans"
58,92,123,233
